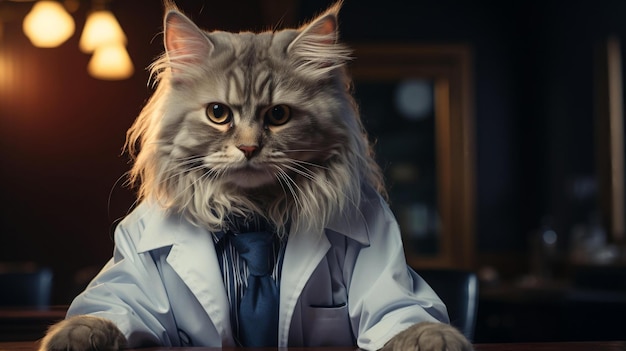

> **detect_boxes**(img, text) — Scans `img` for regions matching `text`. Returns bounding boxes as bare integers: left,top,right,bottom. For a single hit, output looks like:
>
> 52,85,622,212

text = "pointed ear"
287,2,351,78
164,10,213,75
292,3,340,46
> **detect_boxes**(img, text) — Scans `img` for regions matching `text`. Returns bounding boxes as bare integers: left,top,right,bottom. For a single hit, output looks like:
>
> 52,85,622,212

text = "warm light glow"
22,1,75,48
87,43,134,80
0,50,11,93
79,10,127,53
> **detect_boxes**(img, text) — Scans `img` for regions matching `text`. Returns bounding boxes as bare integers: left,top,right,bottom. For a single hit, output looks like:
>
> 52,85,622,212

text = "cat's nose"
238,145,258,159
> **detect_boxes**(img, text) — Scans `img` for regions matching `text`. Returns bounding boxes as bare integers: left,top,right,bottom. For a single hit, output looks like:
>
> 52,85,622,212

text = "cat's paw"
383,322,473,351
39,315,127,351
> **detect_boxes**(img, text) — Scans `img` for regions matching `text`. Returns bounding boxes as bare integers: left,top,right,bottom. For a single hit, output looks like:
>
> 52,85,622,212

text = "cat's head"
125,2,384,234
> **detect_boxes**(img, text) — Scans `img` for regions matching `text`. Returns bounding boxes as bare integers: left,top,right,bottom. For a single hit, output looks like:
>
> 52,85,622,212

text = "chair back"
417,269,478,340
0,268,53,308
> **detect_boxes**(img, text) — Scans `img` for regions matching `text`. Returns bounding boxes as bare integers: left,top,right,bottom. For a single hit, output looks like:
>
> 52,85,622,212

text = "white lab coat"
67,186,448,350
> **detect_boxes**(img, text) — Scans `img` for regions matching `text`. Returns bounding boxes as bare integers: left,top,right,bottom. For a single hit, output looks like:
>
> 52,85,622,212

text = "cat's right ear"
163,10,213,78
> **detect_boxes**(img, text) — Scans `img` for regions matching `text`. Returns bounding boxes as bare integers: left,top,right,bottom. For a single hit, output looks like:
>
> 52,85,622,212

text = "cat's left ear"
287,2,351,77
164,9,214,79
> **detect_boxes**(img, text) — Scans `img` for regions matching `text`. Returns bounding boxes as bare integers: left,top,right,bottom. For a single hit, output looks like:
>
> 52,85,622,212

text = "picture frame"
349,44,476,269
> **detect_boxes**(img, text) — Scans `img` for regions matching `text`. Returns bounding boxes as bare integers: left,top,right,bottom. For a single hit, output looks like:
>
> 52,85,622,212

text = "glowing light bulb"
87,43,134,80
79,10,127,53
22,1,75,48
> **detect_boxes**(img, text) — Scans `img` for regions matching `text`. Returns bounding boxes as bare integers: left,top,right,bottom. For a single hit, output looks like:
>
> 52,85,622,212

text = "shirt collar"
135,203,204,253
324,185,379,246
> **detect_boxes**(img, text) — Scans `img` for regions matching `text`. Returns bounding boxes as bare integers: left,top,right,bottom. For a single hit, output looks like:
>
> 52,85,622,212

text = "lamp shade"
87,43,134,80
23,1,75,48
79,10,127,53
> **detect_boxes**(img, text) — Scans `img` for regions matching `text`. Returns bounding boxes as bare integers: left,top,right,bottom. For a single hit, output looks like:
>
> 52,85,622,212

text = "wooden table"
1,342,625,351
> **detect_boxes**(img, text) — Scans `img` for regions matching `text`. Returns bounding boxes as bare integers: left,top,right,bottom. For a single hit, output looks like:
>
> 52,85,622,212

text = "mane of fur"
124,4,385,235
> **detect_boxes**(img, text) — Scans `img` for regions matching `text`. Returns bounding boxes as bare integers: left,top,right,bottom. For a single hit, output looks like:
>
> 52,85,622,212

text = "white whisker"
275,167,304,211
280,149,321,153
273,168,289,200
284,158,330,171
282,164,317,181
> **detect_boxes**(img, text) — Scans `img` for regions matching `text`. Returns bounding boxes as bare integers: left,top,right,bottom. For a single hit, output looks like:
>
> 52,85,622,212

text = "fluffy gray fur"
124,1,384,235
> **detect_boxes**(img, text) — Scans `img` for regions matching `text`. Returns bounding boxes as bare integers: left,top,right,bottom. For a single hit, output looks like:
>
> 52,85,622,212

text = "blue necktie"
230,230,279,347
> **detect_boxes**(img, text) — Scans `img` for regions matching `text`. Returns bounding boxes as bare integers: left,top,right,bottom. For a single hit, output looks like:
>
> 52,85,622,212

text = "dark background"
1,0,625,342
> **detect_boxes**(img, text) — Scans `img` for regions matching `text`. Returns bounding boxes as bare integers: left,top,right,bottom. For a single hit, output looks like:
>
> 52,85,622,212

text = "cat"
39,1,473,351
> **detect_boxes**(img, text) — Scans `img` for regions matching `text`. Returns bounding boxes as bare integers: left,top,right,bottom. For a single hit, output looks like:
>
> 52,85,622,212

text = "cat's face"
126,2,380,231
159,9,350,191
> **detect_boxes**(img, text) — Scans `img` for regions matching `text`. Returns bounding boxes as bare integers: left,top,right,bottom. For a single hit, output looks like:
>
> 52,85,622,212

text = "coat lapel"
278,225,331,346
136,204,233,343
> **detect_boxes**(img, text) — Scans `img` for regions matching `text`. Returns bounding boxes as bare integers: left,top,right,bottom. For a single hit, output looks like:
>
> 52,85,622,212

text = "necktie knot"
229,231,274,276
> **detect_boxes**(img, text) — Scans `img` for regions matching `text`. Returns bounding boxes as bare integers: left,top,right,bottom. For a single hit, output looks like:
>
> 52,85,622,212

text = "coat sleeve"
66,215,178,347
347,192,449,350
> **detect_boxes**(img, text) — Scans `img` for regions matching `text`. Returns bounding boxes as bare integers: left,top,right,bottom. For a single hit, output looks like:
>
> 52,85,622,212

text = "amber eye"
265,105,291,126
206,103,233,125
